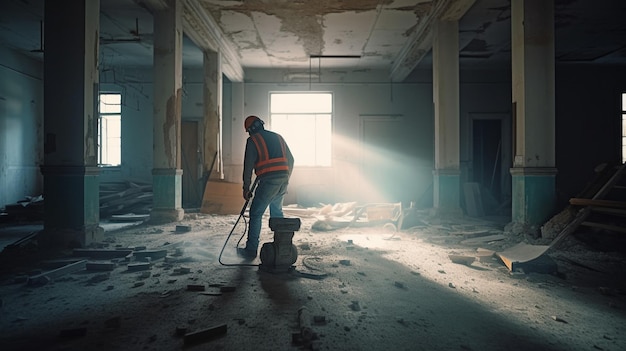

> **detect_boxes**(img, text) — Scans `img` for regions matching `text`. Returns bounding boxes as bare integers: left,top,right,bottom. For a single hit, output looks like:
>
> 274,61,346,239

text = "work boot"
237,247,257,260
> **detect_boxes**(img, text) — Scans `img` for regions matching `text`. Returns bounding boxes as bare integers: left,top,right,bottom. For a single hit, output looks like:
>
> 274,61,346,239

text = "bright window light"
270,93,332,166
99,93,122,166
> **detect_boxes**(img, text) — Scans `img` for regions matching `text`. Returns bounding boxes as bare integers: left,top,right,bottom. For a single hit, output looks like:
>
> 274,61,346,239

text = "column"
151,0,184,223
203,50,223,179
40,0,101,247
510,0,557,225
432,19,462,216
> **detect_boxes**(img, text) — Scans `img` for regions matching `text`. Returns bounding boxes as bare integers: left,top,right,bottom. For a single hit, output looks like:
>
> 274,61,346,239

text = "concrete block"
175,225,191,233
187,284,205,291
86,261,116,271
127,262,151,272
184,324,227,346
133,250,167,261
73,249,133,259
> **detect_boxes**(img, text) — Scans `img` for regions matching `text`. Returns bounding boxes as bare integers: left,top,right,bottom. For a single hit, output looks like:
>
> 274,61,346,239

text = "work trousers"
245,175,289,252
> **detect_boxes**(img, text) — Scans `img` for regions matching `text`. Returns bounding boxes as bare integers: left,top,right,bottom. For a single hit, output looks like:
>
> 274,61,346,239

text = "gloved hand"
243,189,252,200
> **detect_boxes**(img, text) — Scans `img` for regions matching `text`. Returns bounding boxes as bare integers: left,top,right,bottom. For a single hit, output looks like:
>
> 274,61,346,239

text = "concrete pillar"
40,0,102,248
432,19,462,216
151,0,184,223
510,0,557,226
203,50,223,179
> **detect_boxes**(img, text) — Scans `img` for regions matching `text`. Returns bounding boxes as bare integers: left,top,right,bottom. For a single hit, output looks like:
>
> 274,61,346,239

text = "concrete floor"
0,212,625,351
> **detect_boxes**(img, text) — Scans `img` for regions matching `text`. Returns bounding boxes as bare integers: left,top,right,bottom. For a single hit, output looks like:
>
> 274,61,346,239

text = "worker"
239,115,294,259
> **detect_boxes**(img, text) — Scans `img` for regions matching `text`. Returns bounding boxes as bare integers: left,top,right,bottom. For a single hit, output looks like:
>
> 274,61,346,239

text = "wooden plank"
495,243,550,271
580,221,626,233
550,163,626,248
28,260,87,286
184,324,227,346
550,207,591,248
569,198,626,209
589,206,626,217
463,182,484,217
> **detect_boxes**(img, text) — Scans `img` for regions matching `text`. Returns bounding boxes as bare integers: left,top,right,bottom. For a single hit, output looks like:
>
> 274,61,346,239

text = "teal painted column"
41,0,102,247
510,167,557,225
432,169,463,216
150,0,184,223
151,168,183,222
510,0,557,225
40,166,101,247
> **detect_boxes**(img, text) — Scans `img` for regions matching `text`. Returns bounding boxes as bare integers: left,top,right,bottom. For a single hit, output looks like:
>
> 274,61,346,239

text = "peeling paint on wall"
163,88,182,168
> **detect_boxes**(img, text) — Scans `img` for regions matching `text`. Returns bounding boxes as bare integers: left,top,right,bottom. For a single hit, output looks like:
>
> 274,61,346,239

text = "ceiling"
1,0,625,82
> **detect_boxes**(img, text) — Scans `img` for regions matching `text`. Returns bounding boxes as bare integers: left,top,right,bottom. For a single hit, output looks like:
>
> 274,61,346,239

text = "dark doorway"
472,119,502,202
181,121,201,208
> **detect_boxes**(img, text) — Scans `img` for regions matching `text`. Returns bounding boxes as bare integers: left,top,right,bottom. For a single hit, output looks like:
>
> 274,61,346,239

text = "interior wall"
0,47,43,208
555,64,626,207
98,74,154,183
221,71,439,207
101,66,510,207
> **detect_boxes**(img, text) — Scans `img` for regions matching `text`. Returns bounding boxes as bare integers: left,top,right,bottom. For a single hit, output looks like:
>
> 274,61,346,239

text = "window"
623,93,626,164
99,93,121,166
270,93,332,166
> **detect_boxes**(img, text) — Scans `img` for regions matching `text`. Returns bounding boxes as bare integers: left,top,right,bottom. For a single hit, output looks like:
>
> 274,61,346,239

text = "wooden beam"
569,198,626,209
580,221,626,233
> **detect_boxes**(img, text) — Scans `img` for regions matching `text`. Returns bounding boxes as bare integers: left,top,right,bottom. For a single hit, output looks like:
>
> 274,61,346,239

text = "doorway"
470,113,511,209
181,120,201,208
472,119,502,201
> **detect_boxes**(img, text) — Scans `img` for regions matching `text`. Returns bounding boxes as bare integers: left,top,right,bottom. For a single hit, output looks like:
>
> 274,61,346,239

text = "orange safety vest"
250,132,290,176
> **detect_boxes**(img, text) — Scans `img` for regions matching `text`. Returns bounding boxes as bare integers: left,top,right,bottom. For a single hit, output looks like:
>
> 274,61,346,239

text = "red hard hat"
244,115,264,132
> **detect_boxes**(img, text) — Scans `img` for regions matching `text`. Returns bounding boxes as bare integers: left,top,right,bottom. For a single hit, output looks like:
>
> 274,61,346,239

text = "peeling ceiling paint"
0,0,625,82
199,0,428,69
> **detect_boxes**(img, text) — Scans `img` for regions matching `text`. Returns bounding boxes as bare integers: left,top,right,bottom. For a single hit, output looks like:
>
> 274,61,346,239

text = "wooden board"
496,242,550,271
463,182,484,217
200,180,245,215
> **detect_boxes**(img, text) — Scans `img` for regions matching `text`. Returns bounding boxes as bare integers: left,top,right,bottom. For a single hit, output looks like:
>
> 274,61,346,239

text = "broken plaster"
163,88,182,168
201,0,401,57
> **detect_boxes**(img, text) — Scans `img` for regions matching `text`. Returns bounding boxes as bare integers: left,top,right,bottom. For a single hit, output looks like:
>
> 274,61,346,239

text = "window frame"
98,92,122,167
269,92,333,167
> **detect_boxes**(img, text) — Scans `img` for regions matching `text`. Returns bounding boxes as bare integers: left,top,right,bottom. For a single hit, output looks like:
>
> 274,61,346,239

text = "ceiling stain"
199,0,397,57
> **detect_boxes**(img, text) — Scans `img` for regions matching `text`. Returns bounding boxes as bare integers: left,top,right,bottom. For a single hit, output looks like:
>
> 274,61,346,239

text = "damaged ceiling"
0,0,625,82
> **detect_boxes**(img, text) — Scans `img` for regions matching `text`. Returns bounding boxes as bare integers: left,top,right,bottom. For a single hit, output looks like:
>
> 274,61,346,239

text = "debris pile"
99,180,153,219
1,195,44,221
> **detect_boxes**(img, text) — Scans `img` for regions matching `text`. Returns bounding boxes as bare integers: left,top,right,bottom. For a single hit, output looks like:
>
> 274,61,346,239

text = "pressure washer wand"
218,178,259,266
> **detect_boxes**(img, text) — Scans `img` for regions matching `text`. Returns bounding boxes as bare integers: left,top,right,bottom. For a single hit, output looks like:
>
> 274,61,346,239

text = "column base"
39,225,104,248
39,165,100,248
151,168,184,223
432,169,462,215
149,207,185,224
510,167,557,226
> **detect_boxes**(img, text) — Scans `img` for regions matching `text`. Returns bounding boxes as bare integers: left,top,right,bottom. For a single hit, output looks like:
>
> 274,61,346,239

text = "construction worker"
239,115,294,259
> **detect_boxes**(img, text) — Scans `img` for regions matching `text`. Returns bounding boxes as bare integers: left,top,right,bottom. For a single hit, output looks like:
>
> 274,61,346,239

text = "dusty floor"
0,208,625,351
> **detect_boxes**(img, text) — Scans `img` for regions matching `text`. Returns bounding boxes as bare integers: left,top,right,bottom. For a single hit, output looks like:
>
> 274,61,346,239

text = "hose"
218,178,260,267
